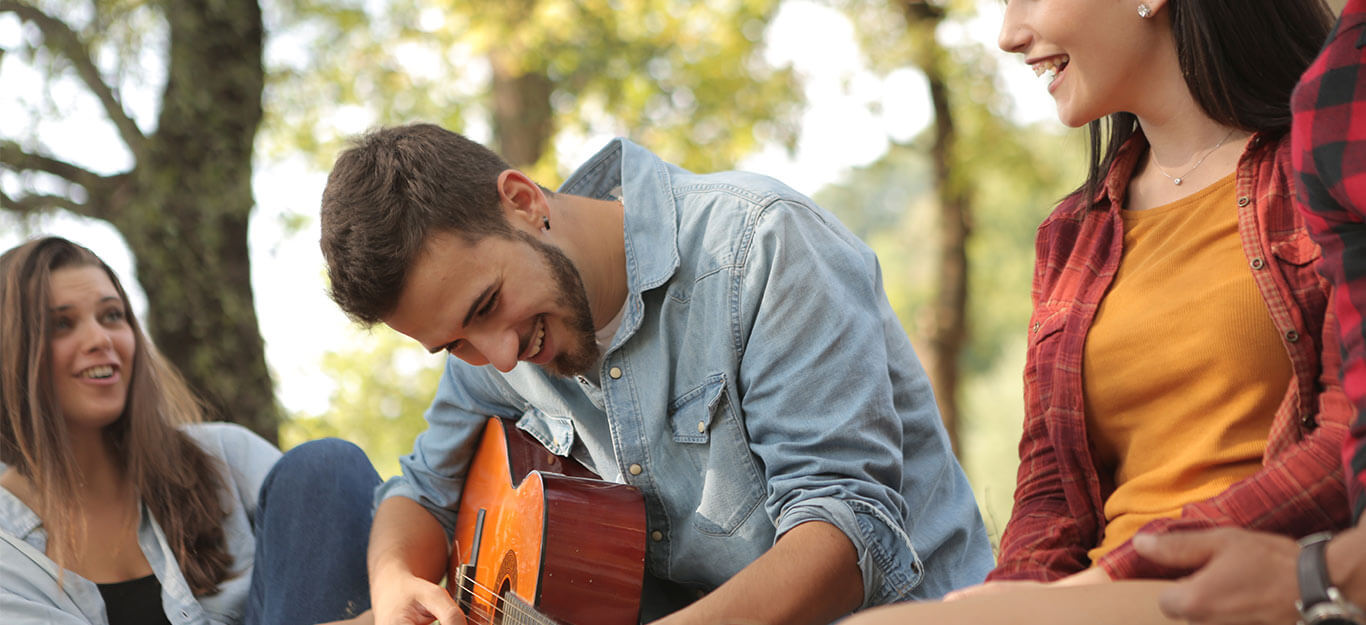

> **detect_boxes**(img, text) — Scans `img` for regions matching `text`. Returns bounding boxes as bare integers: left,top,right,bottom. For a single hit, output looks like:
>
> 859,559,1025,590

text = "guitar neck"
497,592,560,625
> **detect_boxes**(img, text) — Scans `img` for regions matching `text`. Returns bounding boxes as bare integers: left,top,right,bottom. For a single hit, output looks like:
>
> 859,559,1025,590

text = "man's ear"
496,169,547,228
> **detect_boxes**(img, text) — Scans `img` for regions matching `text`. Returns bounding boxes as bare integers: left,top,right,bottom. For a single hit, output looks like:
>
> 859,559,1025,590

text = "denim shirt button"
628,463,643,475
651,530,664,542
609,366,623,379
696,421,706,433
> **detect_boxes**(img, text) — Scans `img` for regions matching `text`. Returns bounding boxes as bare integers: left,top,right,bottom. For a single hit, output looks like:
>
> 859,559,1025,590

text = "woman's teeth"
81,365,114,379
1032,56,1069,83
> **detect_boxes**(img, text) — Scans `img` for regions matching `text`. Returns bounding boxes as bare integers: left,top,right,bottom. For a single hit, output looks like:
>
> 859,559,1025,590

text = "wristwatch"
1297,531,1366,625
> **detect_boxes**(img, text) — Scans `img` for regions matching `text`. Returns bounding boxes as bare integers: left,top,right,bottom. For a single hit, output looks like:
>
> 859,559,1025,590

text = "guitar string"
454,586,512,625
461,599,519,625
454,573,553,625
456,586,516,625
462,598,541,625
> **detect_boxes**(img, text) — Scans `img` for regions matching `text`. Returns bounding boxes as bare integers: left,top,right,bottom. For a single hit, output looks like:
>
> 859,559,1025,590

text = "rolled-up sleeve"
734,199,976,606
777,497,924,606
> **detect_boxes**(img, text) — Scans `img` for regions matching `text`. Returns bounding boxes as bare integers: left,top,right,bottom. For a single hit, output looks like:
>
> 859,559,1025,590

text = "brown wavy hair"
0,237,234,595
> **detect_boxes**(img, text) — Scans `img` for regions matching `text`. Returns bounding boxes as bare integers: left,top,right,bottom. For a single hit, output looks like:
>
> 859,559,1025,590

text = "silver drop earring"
1137,3,1152,18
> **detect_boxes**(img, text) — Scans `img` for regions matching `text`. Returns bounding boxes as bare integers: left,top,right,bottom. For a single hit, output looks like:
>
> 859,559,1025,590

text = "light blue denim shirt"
0,423,281,625
378,138,992,619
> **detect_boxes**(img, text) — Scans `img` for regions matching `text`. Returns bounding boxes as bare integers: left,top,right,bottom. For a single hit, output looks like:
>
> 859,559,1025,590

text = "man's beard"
517,231,601,377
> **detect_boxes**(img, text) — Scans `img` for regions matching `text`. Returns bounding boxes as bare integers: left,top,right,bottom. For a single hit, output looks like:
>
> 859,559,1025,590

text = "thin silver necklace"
1149,128,1237,186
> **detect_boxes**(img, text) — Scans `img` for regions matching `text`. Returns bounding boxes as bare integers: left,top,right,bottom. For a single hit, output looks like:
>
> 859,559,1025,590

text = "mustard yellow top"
1082,173,1291,563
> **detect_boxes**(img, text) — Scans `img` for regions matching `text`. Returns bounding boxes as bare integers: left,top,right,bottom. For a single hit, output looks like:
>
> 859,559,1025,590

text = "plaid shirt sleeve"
1293,0,1366,523
987,202,1102,582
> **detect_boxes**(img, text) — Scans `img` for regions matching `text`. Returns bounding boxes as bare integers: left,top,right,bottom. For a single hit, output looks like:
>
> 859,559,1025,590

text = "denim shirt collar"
558,137,681,329
0,478,43,545
504,138,688,452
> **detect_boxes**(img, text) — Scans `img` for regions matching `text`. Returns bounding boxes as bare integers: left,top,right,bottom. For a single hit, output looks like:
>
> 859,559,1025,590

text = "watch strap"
1301,532,1336,613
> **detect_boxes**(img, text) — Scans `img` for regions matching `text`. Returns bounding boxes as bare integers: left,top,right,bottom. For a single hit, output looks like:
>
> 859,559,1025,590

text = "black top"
97,574,172,625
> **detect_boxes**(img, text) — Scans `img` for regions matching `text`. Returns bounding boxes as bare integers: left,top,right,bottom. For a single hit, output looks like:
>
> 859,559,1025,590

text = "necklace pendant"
1173,177,1183,185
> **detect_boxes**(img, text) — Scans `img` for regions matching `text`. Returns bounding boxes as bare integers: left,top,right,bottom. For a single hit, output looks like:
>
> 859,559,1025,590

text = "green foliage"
260,0,801,179
282,326,443,479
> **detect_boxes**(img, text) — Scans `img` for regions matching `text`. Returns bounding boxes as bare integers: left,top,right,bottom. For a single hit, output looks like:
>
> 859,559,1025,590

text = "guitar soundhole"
491,550,518,625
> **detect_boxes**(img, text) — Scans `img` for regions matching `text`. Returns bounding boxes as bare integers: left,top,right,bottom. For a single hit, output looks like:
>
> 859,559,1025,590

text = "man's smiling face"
383,229,600,378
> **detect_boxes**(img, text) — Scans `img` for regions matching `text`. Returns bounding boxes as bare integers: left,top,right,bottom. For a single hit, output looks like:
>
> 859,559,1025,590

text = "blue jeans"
245,438,379,625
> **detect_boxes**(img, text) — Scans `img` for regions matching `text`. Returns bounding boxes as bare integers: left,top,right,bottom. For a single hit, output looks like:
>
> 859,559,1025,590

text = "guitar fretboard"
498,591,559,625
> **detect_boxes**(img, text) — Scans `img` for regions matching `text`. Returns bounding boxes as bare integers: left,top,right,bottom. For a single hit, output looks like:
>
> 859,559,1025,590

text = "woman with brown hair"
0,236,378,625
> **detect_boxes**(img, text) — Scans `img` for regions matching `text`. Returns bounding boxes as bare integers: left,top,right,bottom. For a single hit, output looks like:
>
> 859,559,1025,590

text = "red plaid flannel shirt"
988,131,1353,581
1292,0,1366,523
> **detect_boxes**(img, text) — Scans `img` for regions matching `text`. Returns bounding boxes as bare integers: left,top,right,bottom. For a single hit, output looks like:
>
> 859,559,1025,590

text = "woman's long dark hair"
0,237,234,595
1079,0,1335,202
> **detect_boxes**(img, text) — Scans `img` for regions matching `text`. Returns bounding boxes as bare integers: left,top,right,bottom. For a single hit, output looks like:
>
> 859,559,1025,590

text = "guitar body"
450,418,646,625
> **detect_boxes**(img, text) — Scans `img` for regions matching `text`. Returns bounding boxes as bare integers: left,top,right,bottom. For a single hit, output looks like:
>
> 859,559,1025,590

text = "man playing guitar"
319,123,992,625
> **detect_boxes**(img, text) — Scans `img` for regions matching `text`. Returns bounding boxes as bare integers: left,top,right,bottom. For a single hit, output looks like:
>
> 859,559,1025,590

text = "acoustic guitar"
448,417,647,625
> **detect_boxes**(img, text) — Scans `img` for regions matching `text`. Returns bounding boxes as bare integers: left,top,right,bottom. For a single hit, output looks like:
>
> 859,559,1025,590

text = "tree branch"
0,0,147,156
0,141,128,221
0,188,85,216
1,140,105,188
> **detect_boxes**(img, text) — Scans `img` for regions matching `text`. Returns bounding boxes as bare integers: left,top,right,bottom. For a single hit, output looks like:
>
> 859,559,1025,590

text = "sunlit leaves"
262,0,800,177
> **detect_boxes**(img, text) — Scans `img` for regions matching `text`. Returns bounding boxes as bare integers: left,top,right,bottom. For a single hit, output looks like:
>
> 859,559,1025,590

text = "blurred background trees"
1,0,277,441
2,0,1142,536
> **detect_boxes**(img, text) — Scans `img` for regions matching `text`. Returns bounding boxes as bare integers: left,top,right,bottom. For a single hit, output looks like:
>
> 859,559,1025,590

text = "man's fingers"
416,584,466,625
1132,530,1223,569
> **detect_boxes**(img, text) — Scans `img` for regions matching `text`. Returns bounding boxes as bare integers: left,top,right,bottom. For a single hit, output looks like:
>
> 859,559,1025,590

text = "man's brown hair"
320,123,516,324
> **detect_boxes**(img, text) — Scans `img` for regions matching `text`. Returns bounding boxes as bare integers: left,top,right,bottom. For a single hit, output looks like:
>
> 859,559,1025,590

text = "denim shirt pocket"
666,373,766,536
667,373,726,443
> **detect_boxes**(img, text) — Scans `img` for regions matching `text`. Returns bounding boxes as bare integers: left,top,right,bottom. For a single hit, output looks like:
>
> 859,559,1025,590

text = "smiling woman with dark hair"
985,0,1343,587
0,236,380,625
843,0,1352,622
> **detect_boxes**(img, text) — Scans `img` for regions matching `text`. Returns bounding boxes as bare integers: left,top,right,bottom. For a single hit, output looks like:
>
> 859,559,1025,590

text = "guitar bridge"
453,509,486,614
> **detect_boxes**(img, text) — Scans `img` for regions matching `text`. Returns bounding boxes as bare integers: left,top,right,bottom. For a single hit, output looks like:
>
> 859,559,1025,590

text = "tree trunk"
490,52,555,168
903,1,970,455
118,0,276,442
